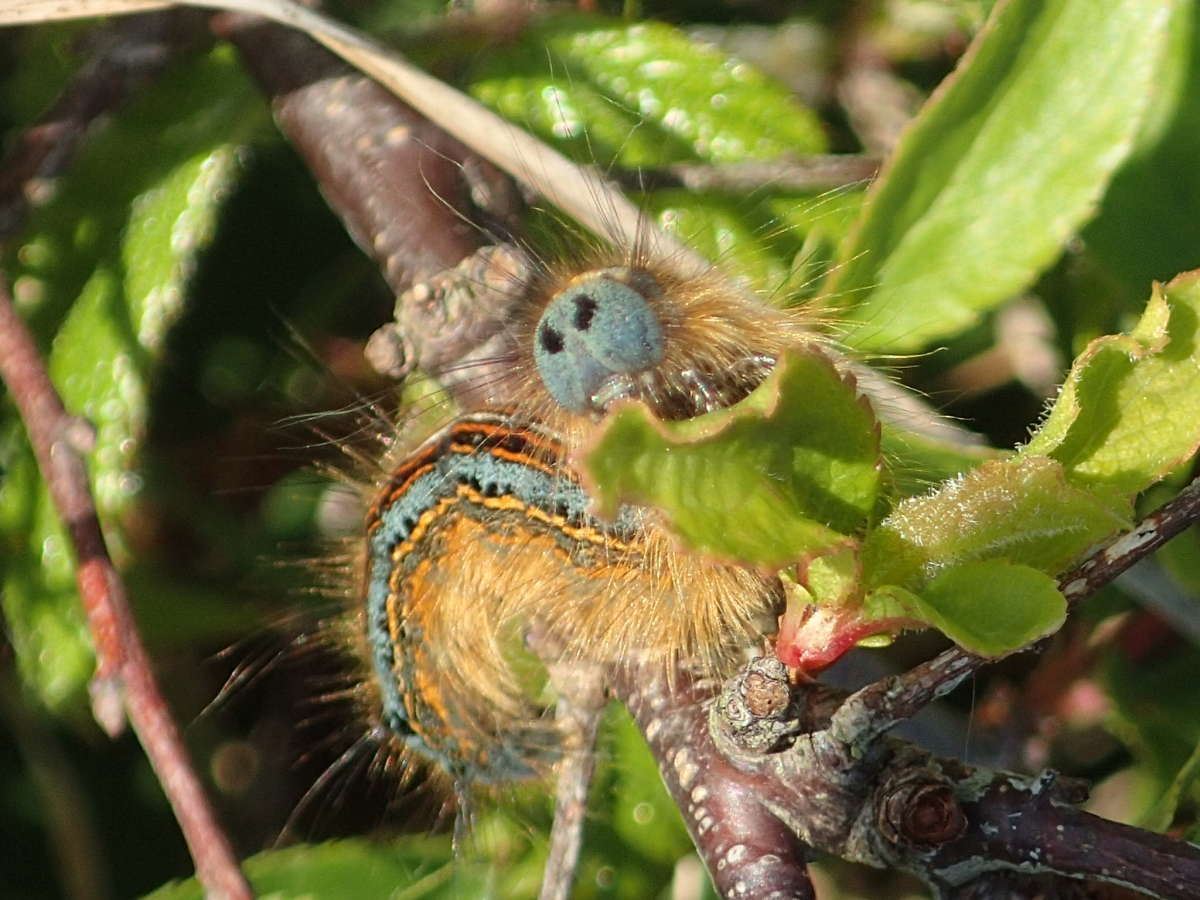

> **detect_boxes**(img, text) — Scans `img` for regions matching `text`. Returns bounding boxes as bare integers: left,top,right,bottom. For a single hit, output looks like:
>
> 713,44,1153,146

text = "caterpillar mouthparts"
353,254,812,786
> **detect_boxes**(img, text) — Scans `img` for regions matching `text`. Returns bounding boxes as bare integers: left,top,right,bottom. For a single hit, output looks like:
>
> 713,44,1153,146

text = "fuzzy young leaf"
1025,270,1200,493
862,456,1131,592
582,349,881,569
875,562,1066,657
829,0,1173,353
879,424,1006,500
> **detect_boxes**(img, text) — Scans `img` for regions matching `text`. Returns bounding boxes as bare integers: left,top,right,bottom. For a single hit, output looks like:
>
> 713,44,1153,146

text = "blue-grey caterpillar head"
526,262,807,424
533,267,666,415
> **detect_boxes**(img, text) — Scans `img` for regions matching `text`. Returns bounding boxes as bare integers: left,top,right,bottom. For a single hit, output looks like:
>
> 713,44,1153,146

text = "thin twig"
0,273,252,900
1059,476,1200,603
540,661,606,900
917,764,1200,898
701,658,1200,897
613,156,882,195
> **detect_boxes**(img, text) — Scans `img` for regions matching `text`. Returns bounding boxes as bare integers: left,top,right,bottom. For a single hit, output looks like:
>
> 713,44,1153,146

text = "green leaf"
782,549,1069,668
803,545,862,608
870,560,1067,657
1103,644,1200,815
468,16,826,168
863,455,1131,591
878,423,1006,500
143,838,469,900
465,14,847,293
600,707,691,866
1141,737,1200,833
574,706,695,897
786,272,1200,665
582,349,881,568
1158,521,1200,598
1024,270,1200,493
828,0,1173,353
637,188,859,304
1083,1,1200,308
146,708,694,900
0,48,264,711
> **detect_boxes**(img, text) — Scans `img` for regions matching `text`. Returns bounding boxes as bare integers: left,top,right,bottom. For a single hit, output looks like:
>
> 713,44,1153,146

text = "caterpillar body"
348,248,830,789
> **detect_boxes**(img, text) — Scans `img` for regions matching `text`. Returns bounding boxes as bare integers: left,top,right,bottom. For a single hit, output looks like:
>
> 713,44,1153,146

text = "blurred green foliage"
0,1,1197,898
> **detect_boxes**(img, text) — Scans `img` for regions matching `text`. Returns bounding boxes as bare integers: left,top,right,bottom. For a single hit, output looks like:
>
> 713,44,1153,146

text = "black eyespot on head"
539,323,564,354
572,294,597,331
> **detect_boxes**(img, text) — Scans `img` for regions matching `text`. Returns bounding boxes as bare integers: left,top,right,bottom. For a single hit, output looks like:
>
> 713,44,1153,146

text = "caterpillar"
208,1,881,832
342,241,837,791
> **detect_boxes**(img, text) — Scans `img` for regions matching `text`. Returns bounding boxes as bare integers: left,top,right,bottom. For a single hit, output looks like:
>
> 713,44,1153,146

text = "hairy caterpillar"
337,236,842,792
209,3,879,836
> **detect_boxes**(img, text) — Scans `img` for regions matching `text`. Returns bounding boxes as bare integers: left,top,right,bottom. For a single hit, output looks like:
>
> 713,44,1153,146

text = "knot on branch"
365,242,529,382
878,771,967,849
712,656,798,754
57,415,97,453
1030,767,1090,807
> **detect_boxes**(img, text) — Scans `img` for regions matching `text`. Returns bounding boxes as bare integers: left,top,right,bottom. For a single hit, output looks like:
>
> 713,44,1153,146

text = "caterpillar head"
515,256,817,434
532,267,666,415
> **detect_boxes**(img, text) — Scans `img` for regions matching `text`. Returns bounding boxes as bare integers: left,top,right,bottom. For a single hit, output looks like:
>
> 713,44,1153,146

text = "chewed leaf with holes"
582,349,881,569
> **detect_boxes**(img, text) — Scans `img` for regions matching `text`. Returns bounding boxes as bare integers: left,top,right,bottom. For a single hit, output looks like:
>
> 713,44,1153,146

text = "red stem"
0,275,252,900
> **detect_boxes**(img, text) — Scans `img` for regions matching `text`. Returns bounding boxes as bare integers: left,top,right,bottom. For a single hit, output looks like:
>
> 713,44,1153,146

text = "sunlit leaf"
144,838,466,900
467,16,825,167
1025,271,1200,494
465,14,843,292
829,0,1173,352
863,456,1131,591
583,349,881,568
867,561,1066,657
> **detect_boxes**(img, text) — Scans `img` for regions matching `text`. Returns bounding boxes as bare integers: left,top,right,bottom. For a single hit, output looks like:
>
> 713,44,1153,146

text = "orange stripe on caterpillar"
361,408,782,783
356,248,831,784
